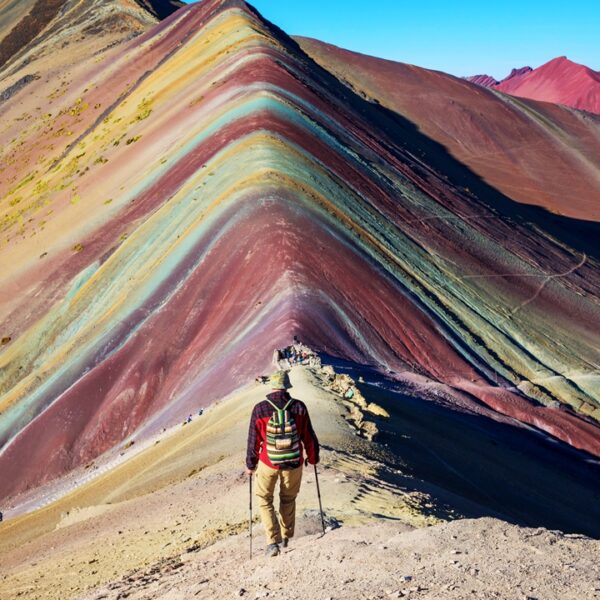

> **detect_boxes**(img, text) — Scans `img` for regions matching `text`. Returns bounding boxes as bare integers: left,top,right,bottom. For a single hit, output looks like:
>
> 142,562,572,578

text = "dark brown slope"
296,37,600,223
0,0,183,74
0,0,64,68
135,0,185,20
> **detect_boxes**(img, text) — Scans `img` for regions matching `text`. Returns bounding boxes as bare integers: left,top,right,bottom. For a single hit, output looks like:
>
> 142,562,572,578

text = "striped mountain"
0,0,599,504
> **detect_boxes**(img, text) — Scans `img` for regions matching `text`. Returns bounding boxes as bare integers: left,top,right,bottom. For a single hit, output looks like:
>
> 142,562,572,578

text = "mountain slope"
297,37,600,223
0,0,66,69
0,0,599,506
467,57,600,115
465,67,533,88
0,0,182,77
465,73,498,87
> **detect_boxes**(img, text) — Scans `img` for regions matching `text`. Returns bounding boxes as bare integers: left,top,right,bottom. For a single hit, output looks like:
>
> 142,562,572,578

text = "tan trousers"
255,461,303,545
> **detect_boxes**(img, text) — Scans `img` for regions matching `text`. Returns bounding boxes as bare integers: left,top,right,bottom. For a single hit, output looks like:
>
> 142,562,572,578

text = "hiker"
246,370,319,557
273,349,282,367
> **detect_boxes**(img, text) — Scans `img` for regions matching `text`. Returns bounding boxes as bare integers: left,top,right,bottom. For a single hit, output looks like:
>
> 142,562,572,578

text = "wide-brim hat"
270,370,291,390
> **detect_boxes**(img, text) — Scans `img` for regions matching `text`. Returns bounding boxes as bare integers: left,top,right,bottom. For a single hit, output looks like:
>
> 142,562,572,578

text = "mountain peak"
537,55,600,80
464,74,499,87
466,55,600,114
538,55,582,71
502,65,532,81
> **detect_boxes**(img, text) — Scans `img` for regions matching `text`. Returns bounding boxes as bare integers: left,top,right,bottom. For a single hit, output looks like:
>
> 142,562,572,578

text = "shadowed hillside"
297,37,600,222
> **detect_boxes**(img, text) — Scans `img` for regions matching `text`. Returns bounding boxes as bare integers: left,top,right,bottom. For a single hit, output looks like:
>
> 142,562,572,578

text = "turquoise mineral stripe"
118,82,379,214
2,82,596,450
64,261,101,302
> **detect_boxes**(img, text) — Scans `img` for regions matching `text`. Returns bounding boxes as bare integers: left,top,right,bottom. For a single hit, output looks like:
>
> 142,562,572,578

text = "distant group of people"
183,408,204,426
274,340,321,369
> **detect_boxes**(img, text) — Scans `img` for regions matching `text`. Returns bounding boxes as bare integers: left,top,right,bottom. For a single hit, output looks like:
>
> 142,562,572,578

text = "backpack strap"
265,397,296,425
265,398,284,426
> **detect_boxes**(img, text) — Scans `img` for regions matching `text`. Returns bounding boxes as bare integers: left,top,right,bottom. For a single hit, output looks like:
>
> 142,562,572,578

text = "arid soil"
83,517,600,600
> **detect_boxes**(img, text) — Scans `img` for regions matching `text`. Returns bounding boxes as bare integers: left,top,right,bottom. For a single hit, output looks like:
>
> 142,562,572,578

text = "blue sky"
180,0,599,78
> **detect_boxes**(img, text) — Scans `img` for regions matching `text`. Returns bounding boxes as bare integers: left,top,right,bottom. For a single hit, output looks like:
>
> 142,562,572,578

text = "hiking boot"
282,537,289,548
265,543,280,557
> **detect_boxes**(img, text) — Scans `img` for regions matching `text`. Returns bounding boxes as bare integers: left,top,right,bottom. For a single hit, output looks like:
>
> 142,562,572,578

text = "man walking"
246,370,319,556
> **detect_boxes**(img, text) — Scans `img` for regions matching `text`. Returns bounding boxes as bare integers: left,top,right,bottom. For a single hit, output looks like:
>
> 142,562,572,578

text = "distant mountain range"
466,56,600,114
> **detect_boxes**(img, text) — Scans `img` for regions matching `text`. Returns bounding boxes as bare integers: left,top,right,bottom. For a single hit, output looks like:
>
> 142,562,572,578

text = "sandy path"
83,517,600,600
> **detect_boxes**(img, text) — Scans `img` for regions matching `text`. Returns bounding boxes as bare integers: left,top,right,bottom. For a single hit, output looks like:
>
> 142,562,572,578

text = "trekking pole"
249,473,253,559
313,464,326,535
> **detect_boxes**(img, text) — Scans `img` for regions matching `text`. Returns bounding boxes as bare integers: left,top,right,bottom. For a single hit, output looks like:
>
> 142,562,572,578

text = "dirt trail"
83,517,600,600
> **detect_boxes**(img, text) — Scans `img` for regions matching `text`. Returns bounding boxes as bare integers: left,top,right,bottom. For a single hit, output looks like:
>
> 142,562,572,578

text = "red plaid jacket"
246,390,320,470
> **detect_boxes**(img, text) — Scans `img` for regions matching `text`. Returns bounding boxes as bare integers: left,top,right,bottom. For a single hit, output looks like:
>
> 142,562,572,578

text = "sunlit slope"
495,56,600,116
1,0,599,501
